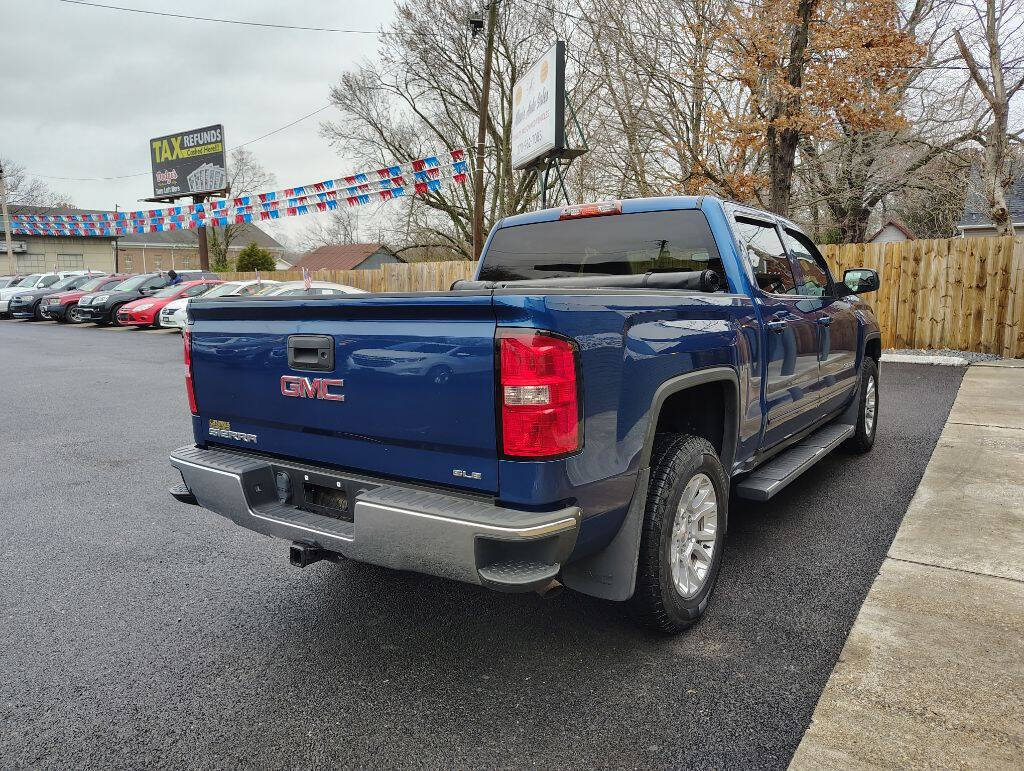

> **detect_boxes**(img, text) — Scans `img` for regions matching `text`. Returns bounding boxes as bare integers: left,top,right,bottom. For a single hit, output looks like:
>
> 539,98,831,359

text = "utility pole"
113,203,120,272
472,0,497,262
0,162,14,275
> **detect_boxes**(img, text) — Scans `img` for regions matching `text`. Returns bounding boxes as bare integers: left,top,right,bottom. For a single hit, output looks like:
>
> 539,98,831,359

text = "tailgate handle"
287,335,335,372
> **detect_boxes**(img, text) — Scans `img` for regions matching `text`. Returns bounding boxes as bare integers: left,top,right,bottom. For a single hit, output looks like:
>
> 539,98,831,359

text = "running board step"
477,560,560,590
736,423,855,501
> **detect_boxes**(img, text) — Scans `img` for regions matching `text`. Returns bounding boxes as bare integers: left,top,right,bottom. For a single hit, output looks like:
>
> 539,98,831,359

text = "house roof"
867,218,916,242
958,170,1024,228
3,205,284,250
293,243,398,271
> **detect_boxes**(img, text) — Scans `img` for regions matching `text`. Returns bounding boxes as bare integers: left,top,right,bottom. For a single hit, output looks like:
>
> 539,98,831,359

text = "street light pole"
0,163,15,275
472,0,497,262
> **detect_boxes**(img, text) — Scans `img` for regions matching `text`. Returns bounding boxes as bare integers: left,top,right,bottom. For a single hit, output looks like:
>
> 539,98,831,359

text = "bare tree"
204,148,277,267
296,209,361,251
954,0,1024,236
322,0,585,257
0,158,74,208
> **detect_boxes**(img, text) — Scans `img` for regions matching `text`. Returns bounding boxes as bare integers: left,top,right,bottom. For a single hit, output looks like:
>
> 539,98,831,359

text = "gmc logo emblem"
280,375,345,401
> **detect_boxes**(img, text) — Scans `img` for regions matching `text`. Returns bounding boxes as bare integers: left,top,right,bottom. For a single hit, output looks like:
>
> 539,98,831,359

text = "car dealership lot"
0,320,965,769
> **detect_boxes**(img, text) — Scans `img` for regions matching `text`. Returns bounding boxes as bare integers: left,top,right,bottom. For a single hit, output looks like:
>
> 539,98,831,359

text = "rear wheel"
629,434,729,634
844,357,878,453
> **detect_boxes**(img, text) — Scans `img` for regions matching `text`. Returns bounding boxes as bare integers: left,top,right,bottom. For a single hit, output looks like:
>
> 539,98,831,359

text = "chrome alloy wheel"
864,374,877,434
669,473,719,599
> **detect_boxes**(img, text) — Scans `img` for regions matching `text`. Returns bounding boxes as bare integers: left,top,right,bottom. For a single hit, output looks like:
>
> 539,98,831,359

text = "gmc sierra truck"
168,196,881,633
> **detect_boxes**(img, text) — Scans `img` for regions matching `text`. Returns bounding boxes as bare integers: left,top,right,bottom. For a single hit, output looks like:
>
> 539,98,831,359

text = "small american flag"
302,267,312,290
255,270,261,285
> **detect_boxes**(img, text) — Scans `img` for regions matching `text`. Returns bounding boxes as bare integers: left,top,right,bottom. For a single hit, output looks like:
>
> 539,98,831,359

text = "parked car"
0,271,92,319
77,271,218,326
41,274,134,323
347,341,480,385
0,276,27,290
159,279,281,330
8,271,106,320
257,280,365,296
169,195,881,633
116,279,223,328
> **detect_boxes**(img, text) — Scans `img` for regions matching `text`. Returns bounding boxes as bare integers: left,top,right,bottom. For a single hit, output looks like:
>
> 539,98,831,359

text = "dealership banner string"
11,150,467,229
11,171,468,237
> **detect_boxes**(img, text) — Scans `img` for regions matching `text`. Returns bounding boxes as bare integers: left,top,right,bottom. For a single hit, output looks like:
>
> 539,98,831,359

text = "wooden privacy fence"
821,237,1024,357
223,236,1024,357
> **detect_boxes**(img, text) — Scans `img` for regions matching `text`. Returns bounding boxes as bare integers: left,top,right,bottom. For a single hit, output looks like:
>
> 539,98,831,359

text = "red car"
116,279,223,328
42,274,134,323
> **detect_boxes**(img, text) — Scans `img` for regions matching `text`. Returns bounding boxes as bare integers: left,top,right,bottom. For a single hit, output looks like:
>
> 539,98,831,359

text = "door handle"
816,316,832,327
767,320,788,333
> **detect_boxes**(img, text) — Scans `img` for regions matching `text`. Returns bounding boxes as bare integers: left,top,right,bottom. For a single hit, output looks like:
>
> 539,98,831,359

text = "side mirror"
843,268,880,294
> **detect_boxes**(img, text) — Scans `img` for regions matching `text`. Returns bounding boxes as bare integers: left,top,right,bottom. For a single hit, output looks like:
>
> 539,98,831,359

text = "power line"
31,104,333,181
56,0,382,33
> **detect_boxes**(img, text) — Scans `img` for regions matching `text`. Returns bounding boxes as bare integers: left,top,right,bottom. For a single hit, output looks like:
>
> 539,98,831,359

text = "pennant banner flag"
11,150,467,235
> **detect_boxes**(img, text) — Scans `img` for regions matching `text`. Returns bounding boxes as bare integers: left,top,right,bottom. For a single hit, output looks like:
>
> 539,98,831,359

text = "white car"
0,271,95,317
158,279,281,330
257,280,366,297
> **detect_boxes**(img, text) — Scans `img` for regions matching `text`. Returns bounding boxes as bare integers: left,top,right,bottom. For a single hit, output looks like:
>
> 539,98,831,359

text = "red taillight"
498,329,580,458
559,200,621,220
183,327,198,415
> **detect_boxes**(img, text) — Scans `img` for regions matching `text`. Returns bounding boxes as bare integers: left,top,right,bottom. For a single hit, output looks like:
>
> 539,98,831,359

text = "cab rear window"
480,210,727,289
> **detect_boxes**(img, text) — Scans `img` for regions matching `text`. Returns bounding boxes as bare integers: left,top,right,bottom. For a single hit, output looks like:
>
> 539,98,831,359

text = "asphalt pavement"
0,320,965,770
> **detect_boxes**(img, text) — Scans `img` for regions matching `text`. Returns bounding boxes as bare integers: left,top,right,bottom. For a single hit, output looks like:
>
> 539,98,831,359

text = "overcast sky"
2,0,398,246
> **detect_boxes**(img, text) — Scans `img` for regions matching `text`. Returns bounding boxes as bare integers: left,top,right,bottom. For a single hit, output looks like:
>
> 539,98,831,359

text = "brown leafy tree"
724,0,926,217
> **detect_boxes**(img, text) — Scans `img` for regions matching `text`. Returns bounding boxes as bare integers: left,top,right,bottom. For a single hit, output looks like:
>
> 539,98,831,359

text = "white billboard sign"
510,42,566,170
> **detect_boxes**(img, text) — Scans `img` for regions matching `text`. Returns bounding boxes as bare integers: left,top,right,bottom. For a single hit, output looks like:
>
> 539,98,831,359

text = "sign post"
146,124,229,271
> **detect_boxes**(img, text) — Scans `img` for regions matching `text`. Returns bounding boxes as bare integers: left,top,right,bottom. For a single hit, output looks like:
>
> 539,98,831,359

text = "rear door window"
734,219,797,295
782,229,831,297
479,209,728,290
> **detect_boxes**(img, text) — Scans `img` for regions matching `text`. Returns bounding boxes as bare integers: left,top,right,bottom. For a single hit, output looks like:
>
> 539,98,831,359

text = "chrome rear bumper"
169,445,580,591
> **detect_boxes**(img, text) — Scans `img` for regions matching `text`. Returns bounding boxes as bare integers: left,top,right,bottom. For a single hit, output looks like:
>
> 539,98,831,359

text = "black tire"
108,304,125,327
65,305,83,324
33,301,46,321
843,357,878,453
629,434,729,634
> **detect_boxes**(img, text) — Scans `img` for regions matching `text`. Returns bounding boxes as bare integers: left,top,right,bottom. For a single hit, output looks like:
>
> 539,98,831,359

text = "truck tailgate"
188,294,498,493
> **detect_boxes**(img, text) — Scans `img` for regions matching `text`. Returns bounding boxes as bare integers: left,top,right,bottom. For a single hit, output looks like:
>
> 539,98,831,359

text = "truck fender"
561,367,739,602
840,332,880,425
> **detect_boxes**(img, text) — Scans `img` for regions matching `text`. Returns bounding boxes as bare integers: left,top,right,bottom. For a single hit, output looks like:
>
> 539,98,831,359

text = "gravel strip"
885,347,1002,363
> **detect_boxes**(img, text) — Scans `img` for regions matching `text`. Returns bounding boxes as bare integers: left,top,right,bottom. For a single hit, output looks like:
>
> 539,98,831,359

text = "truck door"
733,217,823,448
781,227,859,412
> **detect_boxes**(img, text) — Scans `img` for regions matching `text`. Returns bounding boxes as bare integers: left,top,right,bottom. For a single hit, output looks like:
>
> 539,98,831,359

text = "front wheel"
629,434,729,634
844,357,878,453
66,305,85,324
33,302,46,321
108,304,125,327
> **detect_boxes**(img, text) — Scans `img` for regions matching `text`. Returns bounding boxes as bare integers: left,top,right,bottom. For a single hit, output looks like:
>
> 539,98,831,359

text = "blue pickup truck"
169,196,881,633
